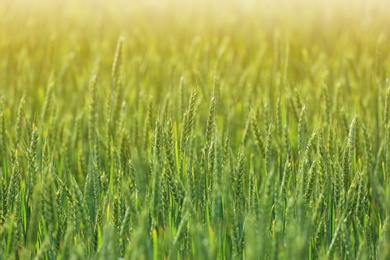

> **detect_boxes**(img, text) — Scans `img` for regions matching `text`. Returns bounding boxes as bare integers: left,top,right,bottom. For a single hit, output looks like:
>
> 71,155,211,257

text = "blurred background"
1,0,389,98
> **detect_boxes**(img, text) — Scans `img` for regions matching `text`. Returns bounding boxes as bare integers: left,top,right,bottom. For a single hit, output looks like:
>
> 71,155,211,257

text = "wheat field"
0,0,390,259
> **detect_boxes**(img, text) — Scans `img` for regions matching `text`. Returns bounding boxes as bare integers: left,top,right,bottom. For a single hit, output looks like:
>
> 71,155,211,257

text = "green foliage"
1,1,390,259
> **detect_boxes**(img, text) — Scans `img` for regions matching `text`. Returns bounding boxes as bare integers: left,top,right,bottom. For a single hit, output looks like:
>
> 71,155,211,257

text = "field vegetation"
1,0,390,259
